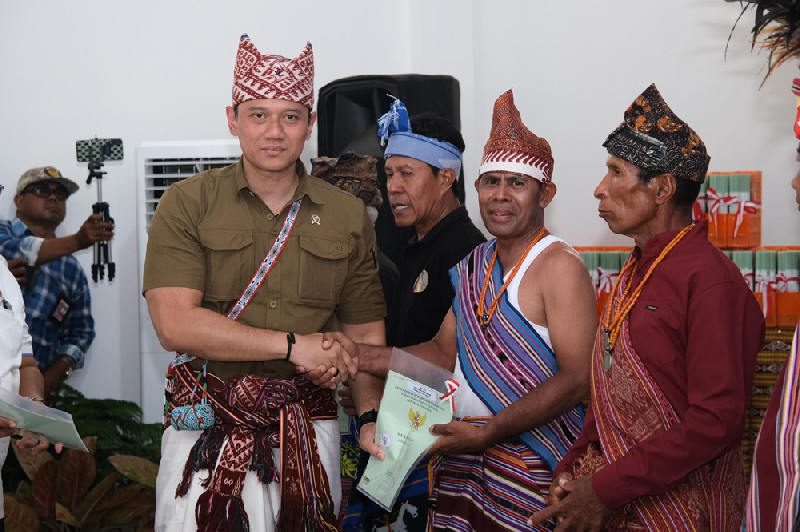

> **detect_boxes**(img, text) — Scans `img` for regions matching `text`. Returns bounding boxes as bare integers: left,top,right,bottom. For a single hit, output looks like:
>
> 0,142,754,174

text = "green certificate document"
357,348,458,511
0,387,88,451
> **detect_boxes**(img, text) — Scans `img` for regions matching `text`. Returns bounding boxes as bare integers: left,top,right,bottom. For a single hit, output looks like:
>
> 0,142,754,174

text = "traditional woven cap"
232,33,314,108
309,152,382,209
16,166,79,196
603,83,710,182
479,90,554,183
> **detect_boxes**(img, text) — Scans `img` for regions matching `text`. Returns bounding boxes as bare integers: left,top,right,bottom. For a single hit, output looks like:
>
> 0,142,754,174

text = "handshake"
292,331,366,390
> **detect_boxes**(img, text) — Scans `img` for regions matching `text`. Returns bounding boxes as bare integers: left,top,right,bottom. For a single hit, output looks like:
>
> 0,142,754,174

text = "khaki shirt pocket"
297,235,350,308
198,227,254,302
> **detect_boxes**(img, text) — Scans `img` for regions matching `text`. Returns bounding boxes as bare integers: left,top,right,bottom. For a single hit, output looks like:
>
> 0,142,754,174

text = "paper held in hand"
357,348,459,511
0,387,87,451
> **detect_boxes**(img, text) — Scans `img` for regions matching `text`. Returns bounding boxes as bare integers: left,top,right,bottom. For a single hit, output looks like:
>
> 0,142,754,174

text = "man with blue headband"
341,97,484,530
378,97,485,349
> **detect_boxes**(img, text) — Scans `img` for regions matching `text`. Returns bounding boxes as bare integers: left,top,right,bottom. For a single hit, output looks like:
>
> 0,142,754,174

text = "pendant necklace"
601,223,695,372
476,226,547,328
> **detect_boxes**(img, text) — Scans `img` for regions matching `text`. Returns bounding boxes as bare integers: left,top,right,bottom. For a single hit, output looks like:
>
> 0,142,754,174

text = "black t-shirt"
386,205,486,347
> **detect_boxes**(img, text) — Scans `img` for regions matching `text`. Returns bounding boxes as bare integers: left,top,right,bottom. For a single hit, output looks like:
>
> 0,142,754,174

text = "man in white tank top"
332,89,597,531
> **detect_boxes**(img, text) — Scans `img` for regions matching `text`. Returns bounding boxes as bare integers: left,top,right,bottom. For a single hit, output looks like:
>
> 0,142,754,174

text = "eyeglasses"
22,182,69,201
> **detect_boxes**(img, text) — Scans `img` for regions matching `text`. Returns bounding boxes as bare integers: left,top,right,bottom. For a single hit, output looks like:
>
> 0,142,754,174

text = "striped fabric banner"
776,325,800,529
747,324,800,531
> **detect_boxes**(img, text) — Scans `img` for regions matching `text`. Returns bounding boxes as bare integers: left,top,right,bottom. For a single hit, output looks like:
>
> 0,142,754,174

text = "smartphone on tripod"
76,137,123,281
76,138,123,163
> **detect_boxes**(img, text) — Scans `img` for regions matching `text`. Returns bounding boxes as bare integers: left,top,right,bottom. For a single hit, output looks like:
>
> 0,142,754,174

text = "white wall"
1,0,796,406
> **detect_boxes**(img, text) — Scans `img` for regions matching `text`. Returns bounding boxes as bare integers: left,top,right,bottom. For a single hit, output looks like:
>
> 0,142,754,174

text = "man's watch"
357,409,378,430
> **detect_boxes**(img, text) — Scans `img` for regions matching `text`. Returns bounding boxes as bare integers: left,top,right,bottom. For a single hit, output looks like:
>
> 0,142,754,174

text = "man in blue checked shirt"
0,166,114,404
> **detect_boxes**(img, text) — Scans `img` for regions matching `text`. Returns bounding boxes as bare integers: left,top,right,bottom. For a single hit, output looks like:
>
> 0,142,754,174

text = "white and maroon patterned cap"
479,89,554,183
231,34,314,109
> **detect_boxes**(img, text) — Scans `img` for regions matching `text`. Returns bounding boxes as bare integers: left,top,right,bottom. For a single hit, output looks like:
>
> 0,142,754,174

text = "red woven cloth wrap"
574,286,746,531
169,362,337,531
232,34,314,109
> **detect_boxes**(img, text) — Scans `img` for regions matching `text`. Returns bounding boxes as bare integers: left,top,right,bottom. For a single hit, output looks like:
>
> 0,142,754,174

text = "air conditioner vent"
143,155,239,229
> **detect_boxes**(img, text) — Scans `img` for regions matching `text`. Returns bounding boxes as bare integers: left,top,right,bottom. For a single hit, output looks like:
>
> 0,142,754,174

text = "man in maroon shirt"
530,84,765,531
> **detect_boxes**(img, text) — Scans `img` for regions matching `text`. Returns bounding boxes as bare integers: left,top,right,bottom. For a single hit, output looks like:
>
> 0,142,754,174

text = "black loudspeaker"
317,74,461,265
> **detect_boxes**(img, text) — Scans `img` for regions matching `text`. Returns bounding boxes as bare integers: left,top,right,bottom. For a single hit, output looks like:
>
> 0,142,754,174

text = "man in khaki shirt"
143,34,385,532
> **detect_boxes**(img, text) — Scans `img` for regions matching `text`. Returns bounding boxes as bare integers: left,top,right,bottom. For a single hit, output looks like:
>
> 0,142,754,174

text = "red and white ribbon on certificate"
439,378,460,413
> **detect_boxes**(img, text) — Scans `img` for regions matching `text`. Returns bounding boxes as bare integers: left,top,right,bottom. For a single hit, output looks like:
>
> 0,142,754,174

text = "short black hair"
637,167,701,210
409,112,466,204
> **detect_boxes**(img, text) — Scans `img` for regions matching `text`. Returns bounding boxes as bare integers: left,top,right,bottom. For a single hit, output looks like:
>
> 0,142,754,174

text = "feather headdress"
726,0,800,83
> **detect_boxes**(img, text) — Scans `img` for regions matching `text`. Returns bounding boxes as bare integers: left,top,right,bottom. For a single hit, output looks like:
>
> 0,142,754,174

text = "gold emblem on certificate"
408,409,427,431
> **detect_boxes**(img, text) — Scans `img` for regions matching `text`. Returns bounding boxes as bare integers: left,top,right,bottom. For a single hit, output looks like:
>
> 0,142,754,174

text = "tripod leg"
92,242,100,282
91,201,113,282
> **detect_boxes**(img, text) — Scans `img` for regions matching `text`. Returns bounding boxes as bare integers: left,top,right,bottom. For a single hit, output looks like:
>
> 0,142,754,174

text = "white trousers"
155,419,341,532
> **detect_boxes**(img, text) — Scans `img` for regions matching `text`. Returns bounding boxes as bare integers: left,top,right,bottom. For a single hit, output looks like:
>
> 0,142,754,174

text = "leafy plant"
4,436,158,531
51,386,162,480
2,385,162,530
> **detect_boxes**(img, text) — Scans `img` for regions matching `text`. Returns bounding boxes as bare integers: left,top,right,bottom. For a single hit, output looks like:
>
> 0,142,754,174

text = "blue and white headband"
377,96,462,176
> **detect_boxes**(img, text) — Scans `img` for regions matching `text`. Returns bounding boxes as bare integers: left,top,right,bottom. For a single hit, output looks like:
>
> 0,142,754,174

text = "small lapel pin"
311,214,321,226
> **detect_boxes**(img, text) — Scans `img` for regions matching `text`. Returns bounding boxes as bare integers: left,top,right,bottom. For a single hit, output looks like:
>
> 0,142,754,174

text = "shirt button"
269,300,277,309
267,213,274,221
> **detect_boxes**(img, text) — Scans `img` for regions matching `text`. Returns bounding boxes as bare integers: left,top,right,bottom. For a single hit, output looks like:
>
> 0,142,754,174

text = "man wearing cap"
339,89,597,531
0,166,114,404
530,84,765,531
143,34,385,531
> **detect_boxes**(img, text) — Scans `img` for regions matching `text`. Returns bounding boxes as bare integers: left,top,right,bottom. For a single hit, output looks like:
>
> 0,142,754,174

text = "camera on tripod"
75,137,123,282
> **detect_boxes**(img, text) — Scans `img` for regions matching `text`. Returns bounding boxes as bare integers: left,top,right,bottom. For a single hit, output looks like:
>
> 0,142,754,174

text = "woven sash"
170,362,338,531
450,242,583,471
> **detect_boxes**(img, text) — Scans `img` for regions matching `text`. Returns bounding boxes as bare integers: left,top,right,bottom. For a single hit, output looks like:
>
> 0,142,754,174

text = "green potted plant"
2,386,162,531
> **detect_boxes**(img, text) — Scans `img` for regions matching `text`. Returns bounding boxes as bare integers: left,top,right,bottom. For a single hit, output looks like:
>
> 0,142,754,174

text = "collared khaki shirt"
143,159,386,380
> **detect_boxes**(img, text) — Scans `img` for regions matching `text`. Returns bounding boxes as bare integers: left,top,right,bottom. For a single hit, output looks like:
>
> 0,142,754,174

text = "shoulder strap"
228,198,303,321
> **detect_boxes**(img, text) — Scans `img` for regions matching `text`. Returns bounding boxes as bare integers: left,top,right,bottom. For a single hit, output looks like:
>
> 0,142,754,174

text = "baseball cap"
16,166,79,196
